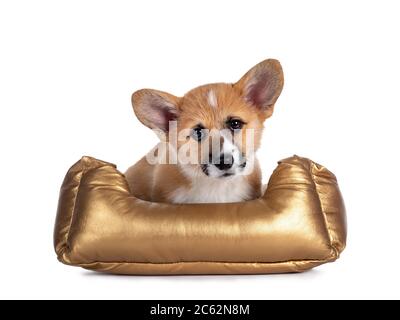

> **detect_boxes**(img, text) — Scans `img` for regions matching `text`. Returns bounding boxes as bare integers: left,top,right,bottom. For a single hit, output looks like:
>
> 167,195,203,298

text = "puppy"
125,59,284,203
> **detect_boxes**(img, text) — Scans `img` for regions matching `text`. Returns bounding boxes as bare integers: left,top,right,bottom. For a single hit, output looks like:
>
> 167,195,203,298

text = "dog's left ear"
234,59,284,118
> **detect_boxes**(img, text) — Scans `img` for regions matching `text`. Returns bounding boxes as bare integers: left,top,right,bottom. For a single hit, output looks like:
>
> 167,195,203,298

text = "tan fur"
126,144,263,203
125,59,284,203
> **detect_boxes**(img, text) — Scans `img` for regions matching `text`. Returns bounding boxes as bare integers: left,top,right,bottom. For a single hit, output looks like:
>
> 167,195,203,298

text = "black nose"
214,155,234,170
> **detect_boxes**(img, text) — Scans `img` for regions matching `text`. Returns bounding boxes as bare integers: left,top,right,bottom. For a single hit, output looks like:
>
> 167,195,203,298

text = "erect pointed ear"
234,59,284,118
132,89,180,132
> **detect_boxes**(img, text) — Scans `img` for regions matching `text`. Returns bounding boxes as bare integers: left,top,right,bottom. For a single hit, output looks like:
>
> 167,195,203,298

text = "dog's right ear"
132,89,180,132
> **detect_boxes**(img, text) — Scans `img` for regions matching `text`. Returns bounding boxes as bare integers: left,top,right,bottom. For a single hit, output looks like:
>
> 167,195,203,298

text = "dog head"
132,59,284,178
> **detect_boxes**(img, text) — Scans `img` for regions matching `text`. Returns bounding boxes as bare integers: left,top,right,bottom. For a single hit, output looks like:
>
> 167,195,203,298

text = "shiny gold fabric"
54,155,346,275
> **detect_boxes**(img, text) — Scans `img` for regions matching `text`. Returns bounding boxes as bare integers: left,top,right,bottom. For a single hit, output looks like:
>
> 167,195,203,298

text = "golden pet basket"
54,155,346,275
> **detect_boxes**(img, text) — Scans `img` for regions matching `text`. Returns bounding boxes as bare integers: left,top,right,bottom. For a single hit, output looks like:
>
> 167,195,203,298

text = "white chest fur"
170,174,252,204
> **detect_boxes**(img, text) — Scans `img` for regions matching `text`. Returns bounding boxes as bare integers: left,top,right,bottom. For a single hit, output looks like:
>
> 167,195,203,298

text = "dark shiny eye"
228,118,244,130
191,126,206,141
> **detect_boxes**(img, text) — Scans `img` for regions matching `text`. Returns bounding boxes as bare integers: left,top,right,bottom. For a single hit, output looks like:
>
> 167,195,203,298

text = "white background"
1,0,399,299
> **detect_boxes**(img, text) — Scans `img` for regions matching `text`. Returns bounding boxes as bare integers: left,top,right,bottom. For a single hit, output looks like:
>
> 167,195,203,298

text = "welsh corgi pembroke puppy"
125,59,284,203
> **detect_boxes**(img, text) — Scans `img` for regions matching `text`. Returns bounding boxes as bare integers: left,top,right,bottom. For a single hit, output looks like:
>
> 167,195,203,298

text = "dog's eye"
191,126,206,141
228,119,244,130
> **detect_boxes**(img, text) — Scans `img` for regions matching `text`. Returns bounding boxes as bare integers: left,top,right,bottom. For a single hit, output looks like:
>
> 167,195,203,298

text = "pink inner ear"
247,72,275,108
150,103,178,132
